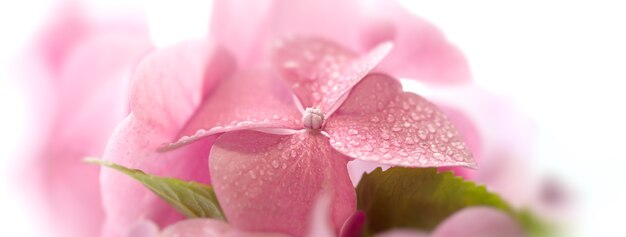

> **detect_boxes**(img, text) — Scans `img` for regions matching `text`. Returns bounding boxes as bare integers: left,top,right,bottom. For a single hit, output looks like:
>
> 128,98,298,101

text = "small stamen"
302,108,324,130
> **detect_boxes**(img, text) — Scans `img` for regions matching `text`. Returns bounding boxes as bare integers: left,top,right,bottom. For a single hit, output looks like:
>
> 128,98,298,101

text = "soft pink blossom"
376,207,524,237
100,0,476,236
19,3,151,237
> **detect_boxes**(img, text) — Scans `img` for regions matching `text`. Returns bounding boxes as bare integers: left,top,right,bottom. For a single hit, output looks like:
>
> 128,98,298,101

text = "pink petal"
359,1,471,84
161,70,302,151
326,74,475,168
22,7,152,237
100,40,234,237
125,220,160,237
35,33,151,237
34,2,149,76
161,219,288,237
340,211,365,237
210,130,355,236
373,208,523,237
272,37,392,114
436,106,482,179
430,207,525,237
210,0,470,84
307,193,336,237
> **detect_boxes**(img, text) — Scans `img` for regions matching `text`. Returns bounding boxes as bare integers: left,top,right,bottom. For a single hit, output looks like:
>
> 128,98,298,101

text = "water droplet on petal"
381,133,390,140
418,128,428,140
272,160,279,169
386,114,395,123
362,144,374,151
348,129,359,135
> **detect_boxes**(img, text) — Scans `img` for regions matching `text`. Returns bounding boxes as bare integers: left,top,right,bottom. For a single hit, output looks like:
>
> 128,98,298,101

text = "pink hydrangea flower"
101,0,476,236
18,3,151,237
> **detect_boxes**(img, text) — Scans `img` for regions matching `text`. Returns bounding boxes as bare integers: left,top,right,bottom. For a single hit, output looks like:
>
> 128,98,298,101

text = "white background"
1,0,625,236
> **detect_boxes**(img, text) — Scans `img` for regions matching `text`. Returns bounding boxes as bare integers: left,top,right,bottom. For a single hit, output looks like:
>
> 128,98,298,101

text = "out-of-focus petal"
161,219,288,237
306,193,335,237
340,211,365,237
36,32,151,237
129,40,235,134
430,207,525,237
373,208,523,237
210,0,470,84
272,37,391,114
326,74,475,168
161,70,302,151
360,1,471,84
23,5,153,236
100,40,235,237
210,130,355,236
34,2,149,76
125,220,159,237
436,106,482,179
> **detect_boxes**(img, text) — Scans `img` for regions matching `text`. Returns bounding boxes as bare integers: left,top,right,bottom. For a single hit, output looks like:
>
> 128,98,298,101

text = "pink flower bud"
302,108,324,130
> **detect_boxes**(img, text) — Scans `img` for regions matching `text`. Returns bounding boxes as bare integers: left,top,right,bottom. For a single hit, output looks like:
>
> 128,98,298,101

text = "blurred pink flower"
19,3,152,237
376,207,524,237
100,0,477,236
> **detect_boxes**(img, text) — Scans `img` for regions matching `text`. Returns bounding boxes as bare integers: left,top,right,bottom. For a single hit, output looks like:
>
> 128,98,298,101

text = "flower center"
302,108,324,130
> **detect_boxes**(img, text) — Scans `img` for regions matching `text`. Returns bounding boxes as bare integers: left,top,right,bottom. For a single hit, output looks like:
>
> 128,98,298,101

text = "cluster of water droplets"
277,38,364,111
327,81,472,167
213,132,333,217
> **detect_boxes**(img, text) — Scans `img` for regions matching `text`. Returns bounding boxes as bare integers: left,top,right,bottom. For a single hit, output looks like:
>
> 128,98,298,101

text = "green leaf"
356,167,513,235
86,158,226,221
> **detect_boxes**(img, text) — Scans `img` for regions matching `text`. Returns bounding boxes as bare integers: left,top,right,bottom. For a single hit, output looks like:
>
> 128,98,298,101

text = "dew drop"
312,92,321,101
405,137,416,145
381,133,391,140
348,129,359,135
248,170,256,179
426,124,436,133
281,163,287,169
418,128,428,140
377,102,385,110
386,114,395,122
419,157,428,164
433,153,444,160
370,116,381,122
237,121,253,126
272,160,279,169
290,150,297,158
391,126,402,132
